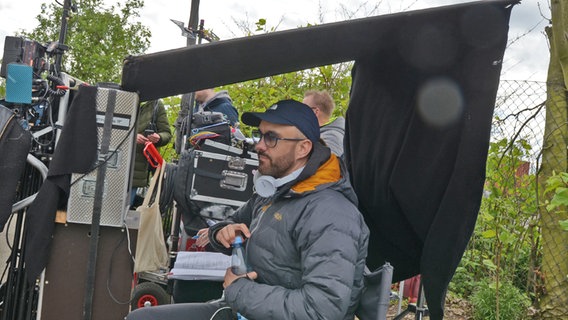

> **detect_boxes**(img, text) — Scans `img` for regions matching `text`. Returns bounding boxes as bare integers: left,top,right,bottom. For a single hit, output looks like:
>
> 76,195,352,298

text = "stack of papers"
168,251,231,281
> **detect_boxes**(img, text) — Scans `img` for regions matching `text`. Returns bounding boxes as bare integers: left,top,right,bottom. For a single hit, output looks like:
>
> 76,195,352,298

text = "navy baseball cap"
241,99,320,143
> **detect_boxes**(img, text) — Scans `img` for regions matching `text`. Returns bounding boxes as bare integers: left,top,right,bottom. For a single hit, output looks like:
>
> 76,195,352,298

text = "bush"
448,266,477,297
471,280,531,320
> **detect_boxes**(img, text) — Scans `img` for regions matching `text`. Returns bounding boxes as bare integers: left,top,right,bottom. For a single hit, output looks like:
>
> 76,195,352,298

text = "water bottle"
231,236,248,275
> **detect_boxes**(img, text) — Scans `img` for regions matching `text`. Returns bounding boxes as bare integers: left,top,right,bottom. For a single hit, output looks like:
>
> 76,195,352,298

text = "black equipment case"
190,148,257,207
174,140,258,232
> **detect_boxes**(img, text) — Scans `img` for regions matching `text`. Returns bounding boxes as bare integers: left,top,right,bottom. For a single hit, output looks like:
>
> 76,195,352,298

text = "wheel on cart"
131,281,171,310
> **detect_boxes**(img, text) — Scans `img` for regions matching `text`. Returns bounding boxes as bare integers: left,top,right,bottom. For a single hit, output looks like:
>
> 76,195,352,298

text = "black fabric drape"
119,1,517,318
24,85,98,282
0,105,32,231
122,1,518,103
345,4,513,318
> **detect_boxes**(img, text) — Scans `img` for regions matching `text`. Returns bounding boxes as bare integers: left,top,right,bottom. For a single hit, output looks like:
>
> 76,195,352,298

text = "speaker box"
40,223,136,320
67,87,139,227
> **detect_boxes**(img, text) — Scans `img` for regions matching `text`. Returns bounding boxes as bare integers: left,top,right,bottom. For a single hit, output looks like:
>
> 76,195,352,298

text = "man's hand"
136,133,148,145
223,268,258,289
147,132,161,144
215,223,251,248
195,228,210,247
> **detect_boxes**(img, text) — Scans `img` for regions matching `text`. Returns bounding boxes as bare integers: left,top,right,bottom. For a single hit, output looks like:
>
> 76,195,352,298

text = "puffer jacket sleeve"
223,192,367,320
207,220,232,255
320,128,343,157
320,117,345,157
208,198,255,255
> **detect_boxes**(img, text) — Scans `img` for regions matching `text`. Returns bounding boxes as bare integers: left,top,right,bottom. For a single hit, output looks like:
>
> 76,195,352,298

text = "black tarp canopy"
121,1,517,318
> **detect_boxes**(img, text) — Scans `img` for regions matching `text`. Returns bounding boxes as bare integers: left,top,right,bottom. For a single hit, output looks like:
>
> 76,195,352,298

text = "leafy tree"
20,0,150,84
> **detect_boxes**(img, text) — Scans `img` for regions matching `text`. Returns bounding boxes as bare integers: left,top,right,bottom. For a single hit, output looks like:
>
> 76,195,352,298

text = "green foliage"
223,63,352,135
561,219,568,231
255,19,267,32
221,17,352,136
448,265,478,297
471,280,531,320
21,0,150,84
544,172,568,232
160,95,181,162
544,172,568,209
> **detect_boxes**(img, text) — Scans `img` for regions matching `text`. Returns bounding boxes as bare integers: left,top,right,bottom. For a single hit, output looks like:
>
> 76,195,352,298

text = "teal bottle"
231,236,248,275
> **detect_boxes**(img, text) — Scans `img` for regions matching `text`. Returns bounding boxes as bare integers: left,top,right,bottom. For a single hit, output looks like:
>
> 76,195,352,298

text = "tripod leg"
393,308,411,320
414,278,429,320
393,275,430,320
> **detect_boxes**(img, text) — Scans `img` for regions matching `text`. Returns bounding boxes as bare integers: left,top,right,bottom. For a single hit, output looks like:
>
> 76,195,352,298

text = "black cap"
241,99,320,143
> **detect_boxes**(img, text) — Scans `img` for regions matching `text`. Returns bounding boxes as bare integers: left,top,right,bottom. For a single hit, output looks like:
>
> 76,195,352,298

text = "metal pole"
177,0,200,152
397,280,404,314
414,282,428,320
188,0,200,46
54,0,72,74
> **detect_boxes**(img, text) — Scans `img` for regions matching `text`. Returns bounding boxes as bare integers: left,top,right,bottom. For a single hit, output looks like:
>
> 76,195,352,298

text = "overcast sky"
0,0,550,82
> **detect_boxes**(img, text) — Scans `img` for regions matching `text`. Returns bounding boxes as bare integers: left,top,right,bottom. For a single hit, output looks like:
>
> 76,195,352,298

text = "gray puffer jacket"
209,143,369,320
320,116,345,157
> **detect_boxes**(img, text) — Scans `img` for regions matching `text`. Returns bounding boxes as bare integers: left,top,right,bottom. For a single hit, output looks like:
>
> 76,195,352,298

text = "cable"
122,219,135,265
70,123,136,187
31,99,56,148
46,74,67,97
4,213,15,253
106,226,134,305
209,306,234,320
177,114,190,151
160,163,177,215
188,131,221,147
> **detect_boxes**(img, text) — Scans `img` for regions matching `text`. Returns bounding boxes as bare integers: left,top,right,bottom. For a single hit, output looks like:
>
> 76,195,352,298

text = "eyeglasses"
251,130,305,148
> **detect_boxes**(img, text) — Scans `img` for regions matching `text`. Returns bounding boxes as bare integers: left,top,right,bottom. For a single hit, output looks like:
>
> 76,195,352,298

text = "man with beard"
126,99,369,320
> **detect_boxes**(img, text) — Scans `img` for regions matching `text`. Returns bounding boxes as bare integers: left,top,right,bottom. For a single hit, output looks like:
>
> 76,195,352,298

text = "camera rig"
1,35,83,158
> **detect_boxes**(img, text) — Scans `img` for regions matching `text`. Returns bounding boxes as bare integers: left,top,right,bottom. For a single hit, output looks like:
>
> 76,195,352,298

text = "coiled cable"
159,162,177,215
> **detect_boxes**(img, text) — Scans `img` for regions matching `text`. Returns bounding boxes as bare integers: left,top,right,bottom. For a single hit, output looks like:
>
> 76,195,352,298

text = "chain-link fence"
478,80,568,318
493,80,546,168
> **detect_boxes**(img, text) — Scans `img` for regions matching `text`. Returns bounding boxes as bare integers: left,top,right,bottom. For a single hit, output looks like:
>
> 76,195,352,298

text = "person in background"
130,99,172,207
194,88,239,126
303,89,345,157
126,99,369,320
